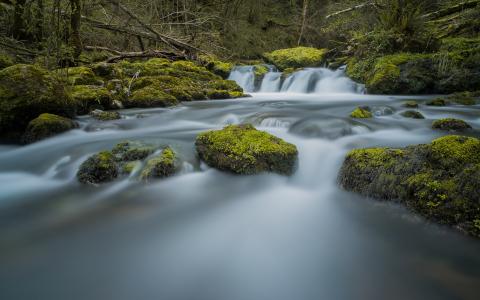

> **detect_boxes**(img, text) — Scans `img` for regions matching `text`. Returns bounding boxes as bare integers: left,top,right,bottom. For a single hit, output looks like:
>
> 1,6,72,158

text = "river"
0,67,479,300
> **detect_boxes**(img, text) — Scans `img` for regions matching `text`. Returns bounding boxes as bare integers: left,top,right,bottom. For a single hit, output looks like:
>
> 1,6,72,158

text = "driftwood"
421,0,480,20
325,2,376,19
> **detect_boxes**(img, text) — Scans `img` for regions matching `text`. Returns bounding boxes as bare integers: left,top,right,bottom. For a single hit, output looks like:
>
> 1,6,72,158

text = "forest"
0,1,479,300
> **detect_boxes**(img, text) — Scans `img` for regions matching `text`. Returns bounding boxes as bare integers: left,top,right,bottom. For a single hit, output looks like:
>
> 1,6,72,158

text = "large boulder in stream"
0,64,76,138
195,124,298,175
338,135,480,237
22,113,78,144
77,151,119,185
263,47,328,71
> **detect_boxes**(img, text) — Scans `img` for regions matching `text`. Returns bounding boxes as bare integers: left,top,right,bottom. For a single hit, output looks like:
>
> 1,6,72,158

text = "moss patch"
426,98,447,106
401,110,424,119
403,101,419,108
77,151,118,185
350,107,372,119
140,147,177,180
263,47,327,71
126,86,179,108
195,124,298,175
70,85,113,115
432,118,472,131
22,113,77,144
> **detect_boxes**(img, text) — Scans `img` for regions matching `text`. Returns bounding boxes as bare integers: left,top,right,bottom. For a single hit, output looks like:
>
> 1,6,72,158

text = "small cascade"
229,65,364,94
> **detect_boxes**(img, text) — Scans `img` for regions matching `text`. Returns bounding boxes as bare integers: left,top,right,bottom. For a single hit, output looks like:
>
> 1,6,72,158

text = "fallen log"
421,0,480,20
104,49,189,63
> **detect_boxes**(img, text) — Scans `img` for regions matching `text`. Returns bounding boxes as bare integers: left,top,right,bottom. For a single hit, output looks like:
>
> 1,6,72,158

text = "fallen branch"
84,45,122,55
104,49,189,63
421,0,480,20
325,2,376,19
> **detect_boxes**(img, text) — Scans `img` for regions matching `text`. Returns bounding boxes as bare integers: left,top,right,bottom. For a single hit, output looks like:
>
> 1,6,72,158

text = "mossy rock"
77,151,118,185
263,47,327,71
59,66,103,86
140,147,177,180
91,62,119,78
403,101,419,108
0,64,76,137
401,110,424,119
0,54,14,70
350,107,372,119
199,54,234,79
426,98,447,106
112,140,155,162
195,124,298,175
90,109,121,121
447,92,476,105
432,118,472,131
338,135,480,237
126,86,178,108
122,160,141,174
22,113,78,144
70,85,113,115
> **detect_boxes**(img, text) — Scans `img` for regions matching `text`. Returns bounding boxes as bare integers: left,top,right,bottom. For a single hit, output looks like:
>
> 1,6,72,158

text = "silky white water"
0,78,479,300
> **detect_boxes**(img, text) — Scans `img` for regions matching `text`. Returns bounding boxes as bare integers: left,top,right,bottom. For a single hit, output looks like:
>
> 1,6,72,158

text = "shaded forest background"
0,0,479,67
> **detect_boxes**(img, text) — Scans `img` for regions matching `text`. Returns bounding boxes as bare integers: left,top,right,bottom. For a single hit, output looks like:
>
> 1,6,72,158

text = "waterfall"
229,65,364,94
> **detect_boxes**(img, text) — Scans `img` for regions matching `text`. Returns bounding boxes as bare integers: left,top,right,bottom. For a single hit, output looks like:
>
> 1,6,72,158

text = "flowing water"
1,67,480,300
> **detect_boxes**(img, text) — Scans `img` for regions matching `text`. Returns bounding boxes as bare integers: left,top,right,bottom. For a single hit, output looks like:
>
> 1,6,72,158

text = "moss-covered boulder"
70,85,113,115
59,66,103,86
112,140,154,162
22,113,77,144
126,86,178,108
195,124,298,175
447,92,476,105
338,135,480,237
0,64,76,137
401,110,425,119
426,98,447,106
77,151,118,185
403,101,419,108
140,147,177,180
90,109,121,121
350,107,372,119
263,47,327,71
200,55,234,79
432,118,472,131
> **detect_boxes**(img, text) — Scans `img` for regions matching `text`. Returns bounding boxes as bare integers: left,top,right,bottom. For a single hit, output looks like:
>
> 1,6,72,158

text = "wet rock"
140,147,177,180
77,151,118,184
22,113,78,144
426,98,447,106
403,101,419,108
350,107,372,119
401,110,425,119
447,92,476,105
195,124,298,175
432,118,472,131
0,64,76,138
338,135,480,237
90,109,121,121
289,118,358,139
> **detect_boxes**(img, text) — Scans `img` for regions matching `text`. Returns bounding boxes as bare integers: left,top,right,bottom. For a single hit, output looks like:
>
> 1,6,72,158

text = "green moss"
140,147,177,180
263,47,328,71
70,85,113,115
77,151,118,185
345,148,405,170
350,107,372,118
430,136,480,169
432,118,472,131
22,113,77,144
253,65,269,77
112,141,155,162
207,79,243,93
0,64,76,137
0,54,14,70
90,110,121,121
58,66,103,86
127,86,178,108
403,101,419,108
401,110,424,119
122,160,141,174
195,124,298,175
426,98,447,106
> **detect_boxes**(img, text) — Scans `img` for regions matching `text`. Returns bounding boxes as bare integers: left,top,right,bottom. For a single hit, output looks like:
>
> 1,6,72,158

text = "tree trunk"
12,0,27,40
297,0,309,45
70,0,82,59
